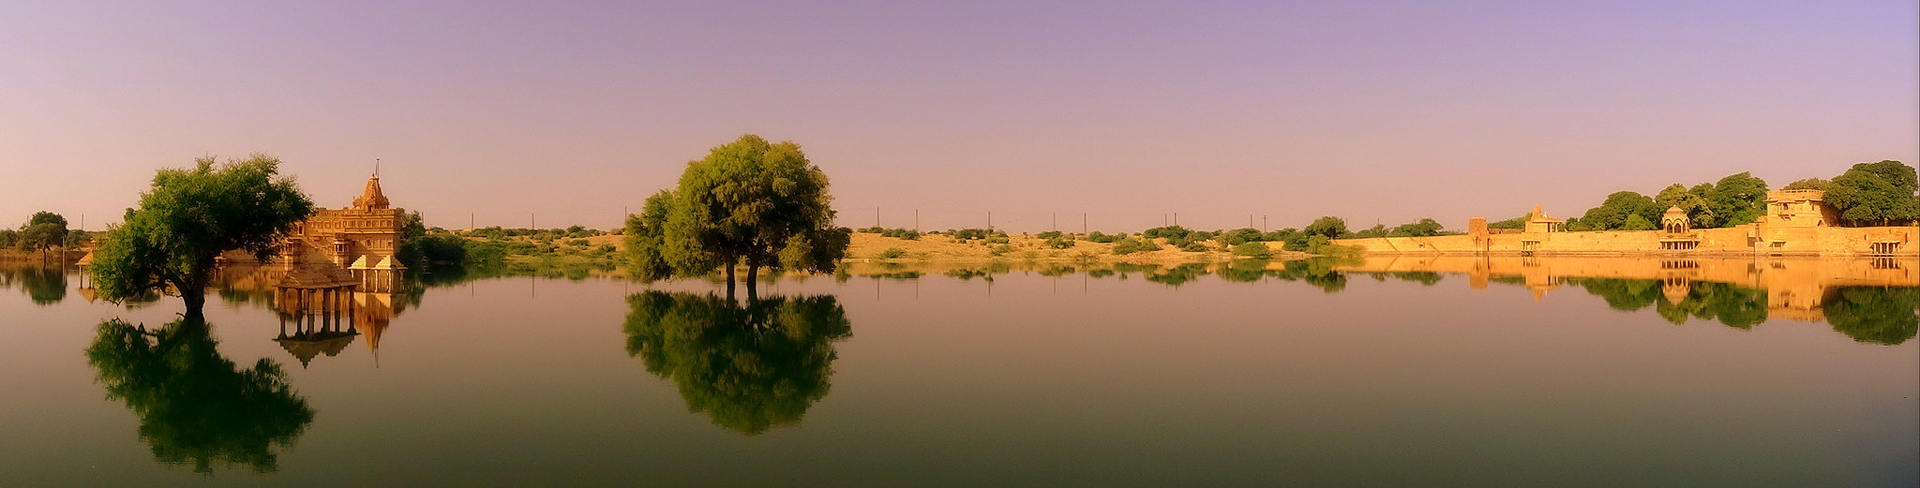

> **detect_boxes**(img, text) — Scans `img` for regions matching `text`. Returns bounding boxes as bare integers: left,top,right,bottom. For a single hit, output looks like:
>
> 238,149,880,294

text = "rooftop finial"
375,158,381,177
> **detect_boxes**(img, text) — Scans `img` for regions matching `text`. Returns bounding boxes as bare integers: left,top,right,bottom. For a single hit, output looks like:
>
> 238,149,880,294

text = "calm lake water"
2,257,1915,487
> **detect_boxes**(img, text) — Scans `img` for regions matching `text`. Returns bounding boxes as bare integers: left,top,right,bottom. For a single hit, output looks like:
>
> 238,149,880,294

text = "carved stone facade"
1338,191,1915,256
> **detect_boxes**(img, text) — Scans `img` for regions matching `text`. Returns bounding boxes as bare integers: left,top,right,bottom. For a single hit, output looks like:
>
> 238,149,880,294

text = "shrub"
1086,231,1119,243
1043,235,1076,249
1036,230,1064,239
1179,241,1211,252
1110,237,1159,255
876,248,907,259
990,244,1014,256
1231,242,1273,259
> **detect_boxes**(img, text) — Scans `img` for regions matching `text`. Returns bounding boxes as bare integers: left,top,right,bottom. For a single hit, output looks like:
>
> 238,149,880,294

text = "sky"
2,0,1915,233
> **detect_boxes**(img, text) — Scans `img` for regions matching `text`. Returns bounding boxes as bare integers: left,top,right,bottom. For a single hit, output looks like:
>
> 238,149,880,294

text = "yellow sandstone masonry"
1336,190,1916,257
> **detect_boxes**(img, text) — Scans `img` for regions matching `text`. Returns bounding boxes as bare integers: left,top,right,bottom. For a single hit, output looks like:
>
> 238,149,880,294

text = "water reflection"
622,292,853,435
0,264,68,305
837,256,1918,344
84,318,313,474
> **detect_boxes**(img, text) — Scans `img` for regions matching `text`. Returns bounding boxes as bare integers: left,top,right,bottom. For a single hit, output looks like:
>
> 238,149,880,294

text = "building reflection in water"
622,291,853,435
836,256,1918,345
214,262,413,368
1330,255,1919,344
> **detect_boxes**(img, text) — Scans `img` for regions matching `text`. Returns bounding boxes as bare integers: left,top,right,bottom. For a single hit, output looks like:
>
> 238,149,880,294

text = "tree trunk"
746,265,759,302
724,264,737,301
182,287,207,321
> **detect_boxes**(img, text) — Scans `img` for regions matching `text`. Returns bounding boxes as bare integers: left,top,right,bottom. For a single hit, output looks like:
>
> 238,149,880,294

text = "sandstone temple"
1338,189,1916,256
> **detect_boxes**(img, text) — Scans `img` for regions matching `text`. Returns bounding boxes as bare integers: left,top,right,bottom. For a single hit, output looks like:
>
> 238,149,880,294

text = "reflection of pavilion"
265,288,408,368
1336,255,1919,323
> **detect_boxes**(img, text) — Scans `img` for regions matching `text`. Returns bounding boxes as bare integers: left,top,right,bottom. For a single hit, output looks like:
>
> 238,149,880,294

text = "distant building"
1338,188,1914,256
259,172,407,291
1523,205,1564,234
1762,189,1838,229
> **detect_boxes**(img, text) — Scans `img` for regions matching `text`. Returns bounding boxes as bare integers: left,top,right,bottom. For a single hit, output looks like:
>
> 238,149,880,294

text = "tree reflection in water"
0,265,68,305
84,318,313,474
1824,287,1919,345
623,291,852,435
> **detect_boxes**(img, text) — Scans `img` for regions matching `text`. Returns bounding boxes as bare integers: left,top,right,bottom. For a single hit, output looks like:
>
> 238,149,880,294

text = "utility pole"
915,209,920,232
1174,212,1179,227
987,211,993,232
1082,213,1087,235
530,213,535,230
1263,215,1268,233
876,207,881,228
470,213,475,230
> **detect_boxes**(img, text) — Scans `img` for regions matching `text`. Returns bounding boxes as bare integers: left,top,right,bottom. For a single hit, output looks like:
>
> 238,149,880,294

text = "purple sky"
3,1,1915,232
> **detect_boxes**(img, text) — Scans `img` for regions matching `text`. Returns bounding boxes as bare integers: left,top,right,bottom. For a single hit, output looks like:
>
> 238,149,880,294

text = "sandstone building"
1337,189,1916,256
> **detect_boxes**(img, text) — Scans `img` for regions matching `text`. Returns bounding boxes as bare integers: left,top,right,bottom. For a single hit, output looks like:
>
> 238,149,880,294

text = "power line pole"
1082,213,1087,235
987,211,993,232
915,209,919,232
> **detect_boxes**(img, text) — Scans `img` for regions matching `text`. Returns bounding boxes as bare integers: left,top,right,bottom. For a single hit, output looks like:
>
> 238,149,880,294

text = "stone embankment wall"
1335,225,1917,257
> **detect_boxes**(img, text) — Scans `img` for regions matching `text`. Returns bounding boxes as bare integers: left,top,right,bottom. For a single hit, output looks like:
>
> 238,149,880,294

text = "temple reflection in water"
213,262,414,368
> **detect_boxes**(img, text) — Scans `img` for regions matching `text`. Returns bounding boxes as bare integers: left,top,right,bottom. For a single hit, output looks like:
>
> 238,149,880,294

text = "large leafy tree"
1825,160,1919,226
623,291,852,435
91,156,314,318
85,318,314,473
1707,172,1769,227
17,210,69,257
1302,216,1348,239
1577,191,1660,231
1655,184,1715,228
627,135,850,296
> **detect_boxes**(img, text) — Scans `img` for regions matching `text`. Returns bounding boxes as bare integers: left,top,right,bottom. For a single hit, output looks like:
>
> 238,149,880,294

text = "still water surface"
2,257,1915,487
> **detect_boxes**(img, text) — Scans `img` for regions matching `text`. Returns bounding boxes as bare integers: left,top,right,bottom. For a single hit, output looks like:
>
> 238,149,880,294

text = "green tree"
1389,218,1445,237
623,292,852,435
1303,216,1348,239
1578,191,1659,230
90,156,314,318
1621,213,1657,231
1655,184,1715,228
1783,178,1831,191
626,135,849,297
85,318,313,473
1826,160,1920,226
1486,214,1529,230
1708,172,1769,227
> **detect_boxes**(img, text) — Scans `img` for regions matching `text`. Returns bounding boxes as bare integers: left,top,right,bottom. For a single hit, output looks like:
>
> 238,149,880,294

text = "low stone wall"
1334,225,1917,257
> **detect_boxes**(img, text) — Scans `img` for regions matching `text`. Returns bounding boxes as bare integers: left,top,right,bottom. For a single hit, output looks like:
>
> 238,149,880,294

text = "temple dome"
352,175,390,209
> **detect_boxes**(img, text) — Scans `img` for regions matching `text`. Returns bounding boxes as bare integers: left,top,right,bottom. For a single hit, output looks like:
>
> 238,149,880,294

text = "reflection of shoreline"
1328,256,1917,322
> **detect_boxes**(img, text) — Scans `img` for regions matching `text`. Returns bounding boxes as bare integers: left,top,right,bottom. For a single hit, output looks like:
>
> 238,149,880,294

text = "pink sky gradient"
2,1,1915,232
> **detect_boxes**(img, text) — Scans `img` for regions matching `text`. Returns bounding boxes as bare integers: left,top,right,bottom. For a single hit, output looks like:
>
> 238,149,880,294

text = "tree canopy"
1302,216,1348,239
622,291,852,435
90,155,314,317
1577,191,1660,231
1825,160,1920,226
86,318,313,473
626,135,850,294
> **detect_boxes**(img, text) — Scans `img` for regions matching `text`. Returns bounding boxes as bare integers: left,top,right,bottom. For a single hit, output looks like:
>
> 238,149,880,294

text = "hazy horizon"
4,1,1915,232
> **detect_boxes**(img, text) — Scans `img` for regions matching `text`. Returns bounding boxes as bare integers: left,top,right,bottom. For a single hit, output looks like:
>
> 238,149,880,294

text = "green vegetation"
876,247,907,259
1825,160,1920,226
1230,242,1273,259
1783,178,1831,191
91,156,314,317
1109,236,1159,255
858,226,921,240
396,211,468,267
622,292,852,435
1823,286,1918,345
625,135,851,295
85,318,312,473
